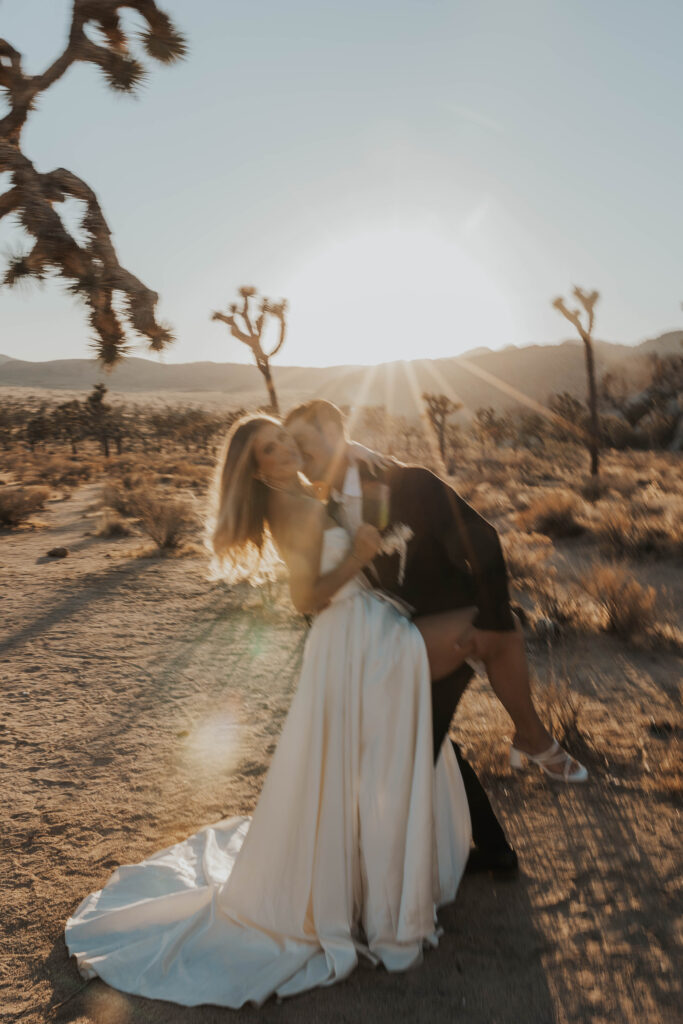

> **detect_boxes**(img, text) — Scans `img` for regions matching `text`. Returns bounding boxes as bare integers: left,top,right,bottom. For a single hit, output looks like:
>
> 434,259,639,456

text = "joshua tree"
85,382,112,456
53,398,89,454
421,392,462,465
212,286,288,414
471,406,510,451
552,287,601,476
0,1,187,366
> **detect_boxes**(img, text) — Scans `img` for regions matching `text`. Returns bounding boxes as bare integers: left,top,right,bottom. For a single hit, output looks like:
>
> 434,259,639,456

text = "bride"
64,415,476,1009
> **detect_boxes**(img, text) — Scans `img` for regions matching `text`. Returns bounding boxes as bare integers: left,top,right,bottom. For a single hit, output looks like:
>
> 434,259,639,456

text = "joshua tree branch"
261,300,288,359
0,187,21,220
0,1,185,364
266,312,287,360
210,312,255,349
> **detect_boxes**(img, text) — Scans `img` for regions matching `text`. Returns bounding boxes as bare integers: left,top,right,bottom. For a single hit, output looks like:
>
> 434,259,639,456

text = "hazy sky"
1,0,681,367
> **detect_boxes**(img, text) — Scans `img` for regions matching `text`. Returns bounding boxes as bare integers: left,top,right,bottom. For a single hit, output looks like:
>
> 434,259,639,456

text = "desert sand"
1,480,681,1024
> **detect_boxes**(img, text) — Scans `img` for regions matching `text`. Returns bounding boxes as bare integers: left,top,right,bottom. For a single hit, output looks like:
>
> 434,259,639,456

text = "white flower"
379,523,414,584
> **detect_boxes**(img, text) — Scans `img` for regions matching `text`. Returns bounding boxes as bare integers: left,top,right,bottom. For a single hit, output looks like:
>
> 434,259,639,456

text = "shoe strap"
531,739,563,766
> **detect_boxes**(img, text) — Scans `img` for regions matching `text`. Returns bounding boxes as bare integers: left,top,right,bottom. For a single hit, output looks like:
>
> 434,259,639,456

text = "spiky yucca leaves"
0,1,187,366
212,286,288,414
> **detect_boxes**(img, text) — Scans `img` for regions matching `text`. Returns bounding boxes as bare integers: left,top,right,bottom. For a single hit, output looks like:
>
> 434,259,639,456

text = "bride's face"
252,423,303,485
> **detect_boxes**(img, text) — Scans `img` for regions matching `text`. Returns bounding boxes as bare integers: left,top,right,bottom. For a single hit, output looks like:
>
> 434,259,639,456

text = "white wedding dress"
65,527,471,1008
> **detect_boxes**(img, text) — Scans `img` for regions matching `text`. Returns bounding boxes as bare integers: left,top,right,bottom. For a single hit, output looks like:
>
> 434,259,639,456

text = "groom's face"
288,418,341,483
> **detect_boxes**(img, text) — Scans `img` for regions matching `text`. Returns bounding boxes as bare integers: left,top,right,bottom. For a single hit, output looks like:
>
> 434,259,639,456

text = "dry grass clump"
128,491,197,551
593,501,683,559
537,675,593,764
502,530,554,586
581,563,658,638
516,489,586,538
0,485,51,526
94,511,134,538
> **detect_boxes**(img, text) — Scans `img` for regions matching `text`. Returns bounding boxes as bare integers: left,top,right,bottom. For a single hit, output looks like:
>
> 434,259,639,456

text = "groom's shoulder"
384,461,452,495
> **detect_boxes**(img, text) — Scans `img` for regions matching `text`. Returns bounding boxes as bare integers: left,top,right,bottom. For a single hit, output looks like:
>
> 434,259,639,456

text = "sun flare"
281,225,517,366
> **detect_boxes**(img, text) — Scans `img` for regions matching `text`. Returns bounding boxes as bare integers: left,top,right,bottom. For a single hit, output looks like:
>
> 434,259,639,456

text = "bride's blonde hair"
205,414,283,584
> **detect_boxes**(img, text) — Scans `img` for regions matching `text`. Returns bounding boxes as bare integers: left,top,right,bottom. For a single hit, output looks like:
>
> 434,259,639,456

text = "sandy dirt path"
1,484,681,1024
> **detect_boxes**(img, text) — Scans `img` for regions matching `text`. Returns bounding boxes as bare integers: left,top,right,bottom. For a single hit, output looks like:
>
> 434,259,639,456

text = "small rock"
47,547,69,558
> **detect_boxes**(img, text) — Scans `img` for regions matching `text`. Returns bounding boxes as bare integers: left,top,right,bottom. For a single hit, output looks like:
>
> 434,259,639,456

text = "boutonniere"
379,523,413,584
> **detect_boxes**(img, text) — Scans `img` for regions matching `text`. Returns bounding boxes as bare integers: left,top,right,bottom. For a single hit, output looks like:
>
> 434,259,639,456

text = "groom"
285,399,563,877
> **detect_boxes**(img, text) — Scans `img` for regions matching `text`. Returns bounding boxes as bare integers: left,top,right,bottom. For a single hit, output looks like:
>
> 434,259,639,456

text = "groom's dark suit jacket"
357,460,516,631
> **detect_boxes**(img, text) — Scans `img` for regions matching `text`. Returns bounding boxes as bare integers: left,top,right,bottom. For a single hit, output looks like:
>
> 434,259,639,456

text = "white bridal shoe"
509,739,588,783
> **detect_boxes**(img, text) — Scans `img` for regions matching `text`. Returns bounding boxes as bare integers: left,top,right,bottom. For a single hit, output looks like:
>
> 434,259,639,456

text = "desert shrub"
581,563,658,638
95,511,134,538
120,470,157,492
128,491,196,551
577,468,642,502
600,414,642,450
516,490,585,538
36,455,93,487
502,530,554,585
468,484,511,519
533,581,591,630
639,410,678,448
7,454,94,488
604,470,641,498
594,502,683,559
0,486,50,526
101,482,140,517
158,459,211,490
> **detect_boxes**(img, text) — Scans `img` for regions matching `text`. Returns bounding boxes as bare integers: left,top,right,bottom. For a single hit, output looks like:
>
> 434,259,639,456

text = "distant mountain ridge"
1,331,680,419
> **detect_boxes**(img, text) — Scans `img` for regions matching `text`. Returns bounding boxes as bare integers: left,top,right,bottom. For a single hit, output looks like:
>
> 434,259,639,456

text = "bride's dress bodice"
320,526,366,604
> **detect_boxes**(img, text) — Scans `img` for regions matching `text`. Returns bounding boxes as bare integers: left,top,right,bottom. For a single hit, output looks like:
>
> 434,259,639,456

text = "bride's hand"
351,523,383,566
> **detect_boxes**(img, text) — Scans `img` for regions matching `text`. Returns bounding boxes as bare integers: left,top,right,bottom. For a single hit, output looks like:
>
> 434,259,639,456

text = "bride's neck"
264,473,307,496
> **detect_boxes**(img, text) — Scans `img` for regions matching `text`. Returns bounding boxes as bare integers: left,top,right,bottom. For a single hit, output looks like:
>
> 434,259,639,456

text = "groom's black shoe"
465,845,519,880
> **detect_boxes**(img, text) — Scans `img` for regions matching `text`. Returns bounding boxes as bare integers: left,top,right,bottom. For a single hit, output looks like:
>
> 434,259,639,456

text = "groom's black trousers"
431,664,509,852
